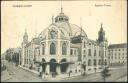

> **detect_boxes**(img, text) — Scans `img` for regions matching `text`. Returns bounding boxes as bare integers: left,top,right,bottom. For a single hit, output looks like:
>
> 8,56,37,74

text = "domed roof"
55,22,72,35
70,24,87,38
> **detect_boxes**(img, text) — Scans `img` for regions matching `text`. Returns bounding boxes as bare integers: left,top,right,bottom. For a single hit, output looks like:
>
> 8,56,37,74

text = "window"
50,43,56,55
88,59,91,66
70,49,73,55
83,55,86,58
119,53,120,55
119,49,120,51
84,42,86,48
99,51,100,56
105,59,107,65
42,44,45,55
94,50,96,56
88,49,91,56
62,43,67,55
115,53,116,55
50,30,57,39
111,56,113,59
74,50,76,55
84,50,86,54
122,49,124,51
38,49,40,55
93,59,96,66
99,59,101,65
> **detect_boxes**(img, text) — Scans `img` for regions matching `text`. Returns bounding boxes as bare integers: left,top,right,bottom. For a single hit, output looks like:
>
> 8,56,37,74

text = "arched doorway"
42,58,46,72
50,59,57,72
60,59,68,73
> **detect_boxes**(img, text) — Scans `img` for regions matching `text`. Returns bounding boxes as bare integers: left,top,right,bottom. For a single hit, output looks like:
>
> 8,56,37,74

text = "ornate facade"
20,7,108,75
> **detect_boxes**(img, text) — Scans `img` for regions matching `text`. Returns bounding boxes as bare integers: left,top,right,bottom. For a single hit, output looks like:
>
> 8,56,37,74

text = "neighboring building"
5,47,21,65
20,7,108,75
108,43,127,66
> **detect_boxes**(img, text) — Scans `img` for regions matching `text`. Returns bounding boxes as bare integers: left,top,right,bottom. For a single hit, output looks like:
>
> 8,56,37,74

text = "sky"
1,0,127,54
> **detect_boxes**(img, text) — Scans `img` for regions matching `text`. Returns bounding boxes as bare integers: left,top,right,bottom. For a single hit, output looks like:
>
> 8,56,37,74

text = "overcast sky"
1,0,127,54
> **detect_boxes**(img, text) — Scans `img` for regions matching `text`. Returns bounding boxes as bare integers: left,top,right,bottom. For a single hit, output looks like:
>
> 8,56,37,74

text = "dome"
70,24,88,38
55,22,72,35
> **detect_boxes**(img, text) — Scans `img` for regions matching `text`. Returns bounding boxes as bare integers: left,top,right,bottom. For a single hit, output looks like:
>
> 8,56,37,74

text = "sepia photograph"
1,0,127,82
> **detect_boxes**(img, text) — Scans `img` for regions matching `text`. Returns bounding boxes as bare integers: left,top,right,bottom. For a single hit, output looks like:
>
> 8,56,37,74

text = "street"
1,60,47,82
1,60,127,82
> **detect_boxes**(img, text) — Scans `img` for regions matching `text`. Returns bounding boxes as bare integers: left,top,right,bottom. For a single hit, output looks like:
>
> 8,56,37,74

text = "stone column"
57,65,61,74
46,64,50,74
21,46,25,66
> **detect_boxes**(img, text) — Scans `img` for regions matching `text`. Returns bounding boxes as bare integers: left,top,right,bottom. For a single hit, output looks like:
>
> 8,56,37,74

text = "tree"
101,66,111,82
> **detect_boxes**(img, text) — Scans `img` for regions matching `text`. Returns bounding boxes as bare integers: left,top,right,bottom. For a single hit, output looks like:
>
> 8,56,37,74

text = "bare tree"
101,66,111,82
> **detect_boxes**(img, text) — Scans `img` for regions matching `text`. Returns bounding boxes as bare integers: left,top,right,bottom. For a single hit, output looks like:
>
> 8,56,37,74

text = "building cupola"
55,6,69,23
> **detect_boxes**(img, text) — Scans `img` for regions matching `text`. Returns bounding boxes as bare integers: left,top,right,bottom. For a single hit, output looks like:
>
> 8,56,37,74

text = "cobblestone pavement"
1,60,127,82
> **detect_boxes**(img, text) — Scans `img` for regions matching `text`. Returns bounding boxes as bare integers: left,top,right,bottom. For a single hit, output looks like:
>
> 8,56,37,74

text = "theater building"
20,7,108,76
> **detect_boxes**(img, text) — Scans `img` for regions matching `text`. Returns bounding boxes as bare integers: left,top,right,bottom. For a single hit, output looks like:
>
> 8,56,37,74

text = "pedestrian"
69,71,71,77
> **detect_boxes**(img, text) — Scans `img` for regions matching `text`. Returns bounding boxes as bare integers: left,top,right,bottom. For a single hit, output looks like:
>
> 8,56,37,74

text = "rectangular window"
39,50,40,55
88,49,91,56
94,50,96,56
70,49,73,55
99,51,100,56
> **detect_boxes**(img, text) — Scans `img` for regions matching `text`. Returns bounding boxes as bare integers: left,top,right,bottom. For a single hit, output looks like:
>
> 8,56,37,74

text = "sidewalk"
18,65,39,75
18,65,102,81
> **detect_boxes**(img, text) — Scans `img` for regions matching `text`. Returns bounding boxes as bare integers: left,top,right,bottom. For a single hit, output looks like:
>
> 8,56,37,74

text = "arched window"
62,43,67,55
70,49,73,55
88,59,91,66
42,44,45,55
50,30,57,39
50,43,56,55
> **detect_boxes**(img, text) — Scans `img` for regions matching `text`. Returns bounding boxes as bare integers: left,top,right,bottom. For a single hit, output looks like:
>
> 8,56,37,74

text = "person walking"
39,66,42,77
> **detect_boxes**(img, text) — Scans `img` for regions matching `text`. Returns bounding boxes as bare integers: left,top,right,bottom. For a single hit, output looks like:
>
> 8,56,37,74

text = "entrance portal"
60,59,68,73
49,59,57,72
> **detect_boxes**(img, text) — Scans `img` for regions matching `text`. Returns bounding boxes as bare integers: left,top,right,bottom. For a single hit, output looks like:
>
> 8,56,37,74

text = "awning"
34,61,74,65
59,62,74,65
34,61,47,65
